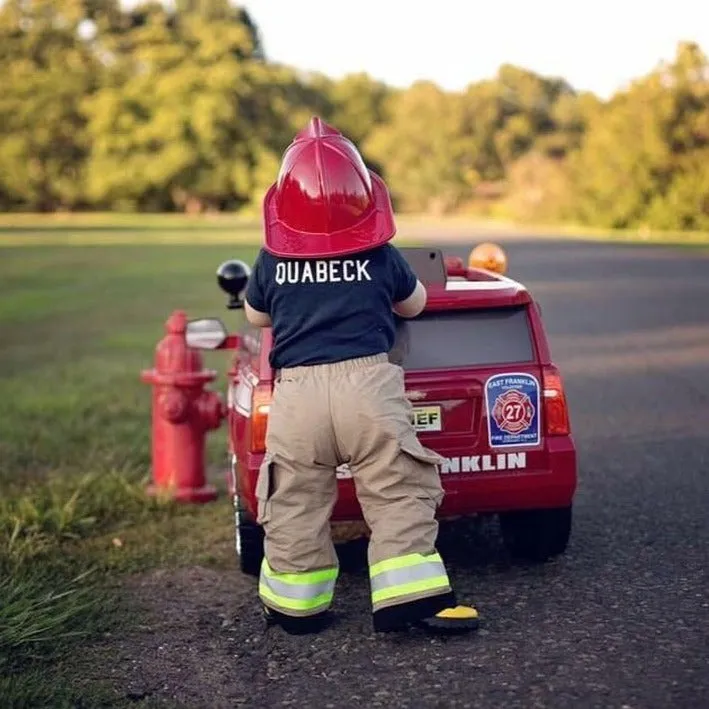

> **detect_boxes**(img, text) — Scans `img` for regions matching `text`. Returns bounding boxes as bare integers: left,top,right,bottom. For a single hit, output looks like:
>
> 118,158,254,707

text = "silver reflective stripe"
370,560,447,594
260,572,335,601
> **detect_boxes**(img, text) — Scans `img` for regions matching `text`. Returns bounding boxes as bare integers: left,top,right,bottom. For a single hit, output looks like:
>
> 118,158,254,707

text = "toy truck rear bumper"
332,449,577,519
236,438,577,521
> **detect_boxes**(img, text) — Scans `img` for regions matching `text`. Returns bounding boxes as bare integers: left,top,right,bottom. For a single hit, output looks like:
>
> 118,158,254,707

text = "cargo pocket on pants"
255,452,275,524
397,434,446,508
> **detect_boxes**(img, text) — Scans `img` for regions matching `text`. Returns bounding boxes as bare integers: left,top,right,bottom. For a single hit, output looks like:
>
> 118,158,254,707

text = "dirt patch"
85,565,264,707
82,521,502,709
84,561,388,709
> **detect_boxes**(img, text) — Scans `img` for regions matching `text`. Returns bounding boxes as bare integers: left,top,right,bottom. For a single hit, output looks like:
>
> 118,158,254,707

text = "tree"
504,151,574,223
0,0,107,210
645,42,709,229
457,66,582,187
493,64,562,163
81,0,274,211
365,81,477,213
0,3,705,233
326,72,392,148
566,41,709,229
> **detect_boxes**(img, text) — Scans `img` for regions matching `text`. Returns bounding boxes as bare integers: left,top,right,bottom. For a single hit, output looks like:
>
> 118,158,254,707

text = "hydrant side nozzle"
196,390,227,432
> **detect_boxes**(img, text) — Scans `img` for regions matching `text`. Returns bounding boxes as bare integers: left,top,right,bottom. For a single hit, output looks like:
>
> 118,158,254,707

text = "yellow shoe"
416,605,480,633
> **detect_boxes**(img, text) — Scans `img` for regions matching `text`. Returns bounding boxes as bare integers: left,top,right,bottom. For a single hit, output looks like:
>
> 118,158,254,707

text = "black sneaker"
263,606,332,635
414,605,480,634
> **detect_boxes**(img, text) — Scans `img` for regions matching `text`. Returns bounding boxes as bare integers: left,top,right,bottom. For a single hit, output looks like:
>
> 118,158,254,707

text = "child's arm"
389,245,427,318
393,280,427,318
245,300,272,327
244,250,272,328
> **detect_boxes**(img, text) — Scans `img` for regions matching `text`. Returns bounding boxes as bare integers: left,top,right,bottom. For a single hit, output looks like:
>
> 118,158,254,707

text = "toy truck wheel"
499,506,572,562
234,496,264,577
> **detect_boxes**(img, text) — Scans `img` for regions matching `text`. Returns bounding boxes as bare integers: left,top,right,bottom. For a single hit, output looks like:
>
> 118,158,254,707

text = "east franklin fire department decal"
484,373,540,448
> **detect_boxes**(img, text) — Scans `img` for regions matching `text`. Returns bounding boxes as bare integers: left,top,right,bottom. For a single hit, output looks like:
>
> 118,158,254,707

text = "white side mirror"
185,318,228,350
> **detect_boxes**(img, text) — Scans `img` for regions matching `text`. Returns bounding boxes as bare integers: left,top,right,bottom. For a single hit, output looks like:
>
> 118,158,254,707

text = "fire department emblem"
484,373,541,448
492,389,535,435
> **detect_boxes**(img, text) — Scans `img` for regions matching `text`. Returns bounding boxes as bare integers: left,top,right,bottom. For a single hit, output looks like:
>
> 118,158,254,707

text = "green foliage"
1,473,156,561
0,464,166,671
0,472,147,677
0,0,706,230
0,465,236,696
366,82,475,213
565,42,709,230
324,72,393,151
82,1,265,211
0,568,99,666
0,0,104,210
504,151,574,223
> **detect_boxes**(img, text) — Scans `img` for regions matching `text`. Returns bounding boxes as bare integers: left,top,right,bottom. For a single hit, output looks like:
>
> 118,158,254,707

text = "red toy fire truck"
183,244,577,575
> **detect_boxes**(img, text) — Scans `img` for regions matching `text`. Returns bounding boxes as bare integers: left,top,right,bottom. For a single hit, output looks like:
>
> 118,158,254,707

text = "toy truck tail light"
542,366,571,436
250,383,271,453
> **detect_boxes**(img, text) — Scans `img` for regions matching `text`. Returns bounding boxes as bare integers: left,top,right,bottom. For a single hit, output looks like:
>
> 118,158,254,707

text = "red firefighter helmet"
263,117,396,258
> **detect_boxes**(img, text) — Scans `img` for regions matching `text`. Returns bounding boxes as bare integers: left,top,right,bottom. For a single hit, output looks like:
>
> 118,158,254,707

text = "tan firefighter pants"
255,353,455,620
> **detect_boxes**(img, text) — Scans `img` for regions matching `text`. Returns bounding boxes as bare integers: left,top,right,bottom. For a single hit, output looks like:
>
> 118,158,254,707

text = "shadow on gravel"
335,514,518,577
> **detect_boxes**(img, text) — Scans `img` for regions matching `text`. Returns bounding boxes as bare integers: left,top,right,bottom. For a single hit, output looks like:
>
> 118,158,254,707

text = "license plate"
411,405,442,432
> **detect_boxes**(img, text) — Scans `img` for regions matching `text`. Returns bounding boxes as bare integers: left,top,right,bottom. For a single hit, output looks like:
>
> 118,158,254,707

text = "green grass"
2,210,708,245
502,220,709,245
0,227,260,704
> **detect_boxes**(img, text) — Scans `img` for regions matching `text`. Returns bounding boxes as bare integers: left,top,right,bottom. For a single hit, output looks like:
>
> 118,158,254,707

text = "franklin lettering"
440,452,527,474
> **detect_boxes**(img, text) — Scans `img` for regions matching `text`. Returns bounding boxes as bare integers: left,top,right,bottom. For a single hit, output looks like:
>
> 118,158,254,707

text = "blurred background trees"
0,0,707,230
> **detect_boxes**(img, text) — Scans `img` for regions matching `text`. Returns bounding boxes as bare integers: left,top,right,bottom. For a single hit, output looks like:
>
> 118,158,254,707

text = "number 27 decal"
484,373,541,448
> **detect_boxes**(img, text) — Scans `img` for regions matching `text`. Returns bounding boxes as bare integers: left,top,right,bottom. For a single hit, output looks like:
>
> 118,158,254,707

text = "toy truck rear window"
389,305,534,370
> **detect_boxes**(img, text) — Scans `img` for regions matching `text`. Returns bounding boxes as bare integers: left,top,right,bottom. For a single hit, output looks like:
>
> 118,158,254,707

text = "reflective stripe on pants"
259,559,338,616
369,552,451,610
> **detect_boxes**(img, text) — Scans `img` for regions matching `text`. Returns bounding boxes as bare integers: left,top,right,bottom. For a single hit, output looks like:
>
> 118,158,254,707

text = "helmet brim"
262,171,396,259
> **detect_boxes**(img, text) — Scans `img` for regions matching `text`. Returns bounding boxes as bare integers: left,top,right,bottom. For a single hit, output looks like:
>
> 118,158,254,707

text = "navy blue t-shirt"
245,244,418,369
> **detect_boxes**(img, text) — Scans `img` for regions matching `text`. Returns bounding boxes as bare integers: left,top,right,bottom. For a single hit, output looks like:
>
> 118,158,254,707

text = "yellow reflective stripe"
370,561,447,594
259,584,334,612
259,559,338,613
262,560,338,586
260,571,335,601
369,552,443,578
371,575,451,604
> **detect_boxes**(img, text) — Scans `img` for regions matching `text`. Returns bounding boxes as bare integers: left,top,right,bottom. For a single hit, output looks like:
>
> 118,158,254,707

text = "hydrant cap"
155,310,203,375
166,310,187,335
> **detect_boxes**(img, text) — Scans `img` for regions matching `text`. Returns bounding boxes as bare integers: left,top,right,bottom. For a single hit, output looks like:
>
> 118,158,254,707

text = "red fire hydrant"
141,310,225,503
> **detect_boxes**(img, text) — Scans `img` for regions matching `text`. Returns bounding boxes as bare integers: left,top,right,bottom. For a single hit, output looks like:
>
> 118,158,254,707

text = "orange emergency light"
468,242,508,275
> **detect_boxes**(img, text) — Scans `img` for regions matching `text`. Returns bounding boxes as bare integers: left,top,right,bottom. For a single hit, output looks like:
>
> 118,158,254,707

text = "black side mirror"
217,260,251,310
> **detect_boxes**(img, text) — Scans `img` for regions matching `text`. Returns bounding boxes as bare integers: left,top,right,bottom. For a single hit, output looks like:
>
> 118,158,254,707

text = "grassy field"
0,220,266,706
2,211,708,246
